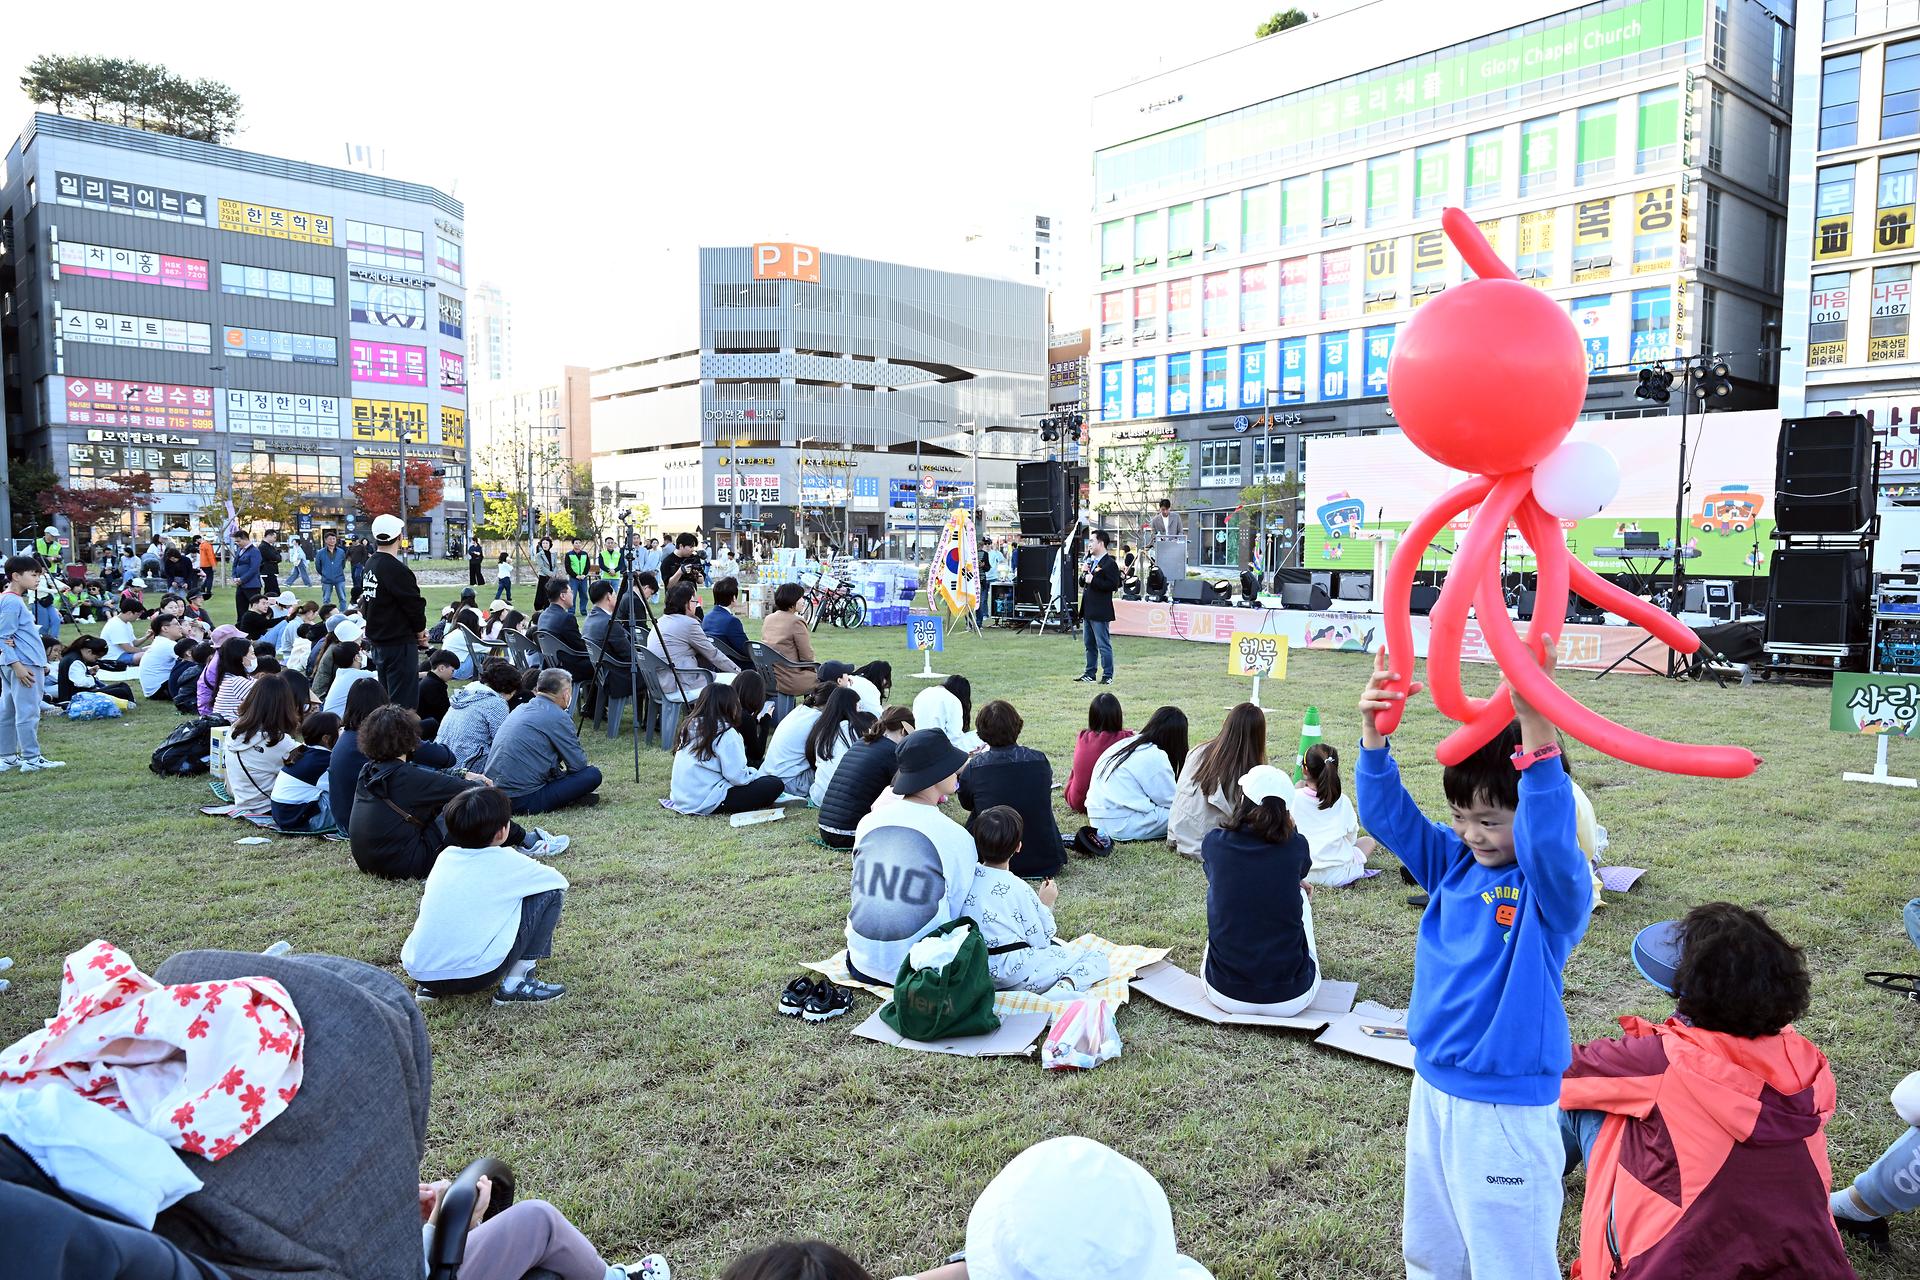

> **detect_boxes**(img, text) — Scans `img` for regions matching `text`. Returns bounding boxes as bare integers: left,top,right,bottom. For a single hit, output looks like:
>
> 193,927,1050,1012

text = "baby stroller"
0,948,560,1280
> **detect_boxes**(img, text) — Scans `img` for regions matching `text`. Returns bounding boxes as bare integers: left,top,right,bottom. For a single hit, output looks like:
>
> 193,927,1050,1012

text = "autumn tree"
232,471,303,534
43,471,155,539
350,461,444,523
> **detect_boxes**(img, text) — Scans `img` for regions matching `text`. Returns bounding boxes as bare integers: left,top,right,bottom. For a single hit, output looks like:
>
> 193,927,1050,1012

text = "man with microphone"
1076,529,1122,685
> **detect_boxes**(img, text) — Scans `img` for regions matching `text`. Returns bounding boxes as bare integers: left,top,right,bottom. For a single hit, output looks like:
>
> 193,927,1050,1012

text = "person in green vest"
33,527,63,574
597,537,622,581
563,541,591,617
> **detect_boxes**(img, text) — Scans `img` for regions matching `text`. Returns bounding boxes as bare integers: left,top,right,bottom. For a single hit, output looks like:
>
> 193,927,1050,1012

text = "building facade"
0,113,470,552
590,245,1046,557
1087,0,1795,569
1778,0,1920,513
467,280,513,388
469,366,593,532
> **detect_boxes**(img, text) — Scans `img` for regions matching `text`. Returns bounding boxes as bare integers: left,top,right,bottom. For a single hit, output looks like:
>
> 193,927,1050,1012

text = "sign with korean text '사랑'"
1831,673,1920,737
1228,631,1289,679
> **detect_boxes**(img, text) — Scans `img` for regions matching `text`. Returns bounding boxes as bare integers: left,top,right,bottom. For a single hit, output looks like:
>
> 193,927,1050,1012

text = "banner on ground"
928,508,979,615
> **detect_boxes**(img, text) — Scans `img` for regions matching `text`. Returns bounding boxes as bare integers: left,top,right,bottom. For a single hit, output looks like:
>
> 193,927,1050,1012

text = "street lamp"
913,418,948,563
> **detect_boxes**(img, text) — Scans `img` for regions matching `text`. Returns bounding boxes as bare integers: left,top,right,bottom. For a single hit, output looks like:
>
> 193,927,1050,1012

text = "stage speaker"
1310,571,1333,595
1409,584,1441,616
1170,578,1229,605
1516,589,1538,620
1017,461,1067,537
1336,571,1374,601
1765,548,1869,646
1280,581,1331,610
1775,414,1874,533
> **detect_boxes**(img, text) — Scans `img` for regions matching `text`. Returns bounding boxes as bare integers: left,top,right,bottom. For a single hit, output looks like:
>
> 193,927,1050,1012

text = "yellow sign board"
1875,205,1916,253
1229,631,1289,679
350,397,429,442
1869,335,1910,362
1574,198,1613,247
1815,214,1854,261
1808,340,1849,367
440,405,466,450
217,198,334,245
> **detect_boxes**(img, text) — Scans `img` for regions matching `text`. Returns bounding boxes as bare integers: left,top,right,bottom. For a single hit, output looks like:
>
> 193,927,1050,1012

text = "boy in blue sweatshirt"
1356,646,1590,1280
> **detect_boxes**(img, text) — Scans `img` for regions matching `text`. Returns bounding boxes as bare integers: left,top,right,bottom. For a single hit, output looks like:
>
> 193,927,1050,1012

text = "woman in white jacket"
806,686,870,808
1292,743,1376,886
668,684,785,815
911,678,982,754
1087,705,1189,842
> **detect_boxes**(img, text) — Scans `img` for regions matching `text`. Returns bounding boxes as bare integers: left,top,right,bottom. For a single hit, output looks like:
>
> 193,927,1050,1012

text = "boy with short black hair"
417,649,460,731
961,805,1106,994
0,554,64,772
1356,647,1590,1278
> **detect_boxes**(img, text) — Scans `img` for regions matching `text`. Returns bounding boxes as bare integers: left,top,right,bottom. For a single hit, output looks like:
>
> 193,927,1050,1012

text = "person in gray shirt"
483,669,603,815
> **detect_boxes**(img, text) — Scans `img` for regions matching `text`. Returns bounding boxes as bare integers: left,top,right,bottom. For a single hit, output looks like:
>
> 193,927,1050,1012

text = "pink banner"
439,350,465,396
349,339,428,387
63,377,215,431
60,242,208,290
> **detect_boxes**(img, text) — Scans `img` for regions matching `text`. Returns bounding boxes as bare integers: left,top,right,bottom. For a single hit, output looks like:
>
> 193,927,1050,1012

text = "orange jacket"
1560,1015,1854,1279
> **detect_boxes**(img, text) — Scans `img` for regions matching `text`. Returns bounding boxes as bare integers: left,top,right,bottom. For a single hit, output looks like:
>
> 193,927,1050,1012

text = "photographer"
662,532,706,590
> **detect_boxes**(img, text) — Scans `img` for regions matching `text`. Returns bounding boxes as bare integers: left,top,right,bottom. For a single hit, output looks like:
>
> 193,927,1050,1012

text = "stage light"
1634,366,1672,404
1694,359,1733,403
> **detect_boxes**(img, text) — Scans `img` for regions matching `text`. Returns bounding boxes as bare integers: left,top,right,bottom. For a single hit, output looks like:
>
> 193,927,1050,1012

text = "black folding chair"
749,640,816,723
535,632,595,729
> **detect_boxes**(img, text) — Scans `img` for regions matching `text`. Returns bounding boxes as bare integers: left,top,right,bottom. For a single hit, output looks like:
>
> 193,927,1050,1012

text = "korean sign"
908,615,944,653
439,294,464,340
56,239,207,290
715,473,781,504
223,327,339,365
217,198,334,245
440,350,466,397
61,309,210,355
1831,674,1919,736
63,378,215,432
1228,631,1289,679
54,171,206,222
227,391,342,439
349,340,428,387
440,406,467,450
351,398,430,442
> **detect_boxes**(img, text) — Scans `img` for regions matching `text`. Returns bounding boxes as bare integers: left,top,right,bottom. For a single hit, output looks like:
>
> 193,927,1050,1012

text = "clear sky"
4,1,1288,381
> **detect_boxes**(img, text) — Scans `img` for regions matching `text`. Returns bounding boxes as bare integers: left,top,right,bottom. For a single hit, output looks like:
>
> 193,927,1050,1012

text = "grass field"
3,584,1916,1278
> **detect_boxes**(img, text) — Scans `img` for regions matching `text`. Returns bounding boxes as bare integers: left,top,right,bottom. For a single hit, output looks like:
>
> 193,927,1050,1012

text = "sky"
4,1,1300,381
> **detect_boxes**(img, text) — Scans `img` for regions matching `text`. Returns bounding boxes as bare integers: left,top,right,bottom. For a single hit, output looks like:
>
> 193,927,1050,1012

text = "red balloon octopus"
1375,208,1759,779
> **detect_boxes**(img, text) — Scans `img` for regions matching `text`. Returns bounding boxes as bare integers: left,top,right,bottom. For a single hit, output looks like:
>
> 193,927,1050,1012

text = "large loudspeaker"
1765,548,1870,646
1017,462,1067,537
1170,578,1228,605
1280,581,1331,610
1775,415,1874,533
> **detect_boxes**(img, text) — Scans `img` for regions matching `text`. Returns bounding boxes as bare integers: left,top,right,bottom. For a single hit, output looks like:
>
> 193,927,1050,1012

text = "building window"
1133,284,1160,341
1636,87,1679,173
1869,263,1913,362
1821,53,1863,150
1100,292,1124,347
1242,184,1274,253
1521,117,1559,196
1707,87,1725,171
1198,440,1243,489
1465,130,1502,206
1766,214,1784,291
1877,152,1918,253
1816,164,1859,260
1199,510,1236,567
1700,285,1716,351
1414,143,1449,216
1133,209,1162,271
1703,188,1721,273
1101,220,1126,276
220,263,335,305
1769,20,1788,106
1322,166,1355,229
1577,102,1618,185
345,220,424,271
1280,175,1314,244
1886,40,1920,142
435,237,462,285
1768,123,1785,198
1630,287,1673,363
1809,272,1852,367
1204,193,1236,256
1166,202,1197,265
1366,154,1402,227
1203,272,1234,335
1251,435,1285,482
1825,0,1855,41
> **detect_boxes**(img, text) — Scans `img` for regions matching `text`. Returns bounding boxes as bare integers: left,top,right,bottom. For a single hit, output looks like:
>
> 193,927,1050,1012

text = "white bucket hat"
963,1137,1213,1280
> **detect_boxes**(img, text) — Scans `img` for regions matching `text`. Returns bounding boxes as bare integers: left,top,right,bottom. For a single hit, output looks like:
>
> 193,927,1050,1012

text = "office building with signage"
0,113,470,551
1779,1,1920,520
589,244,1046,556
1087,0,1795,570
469,366,593,526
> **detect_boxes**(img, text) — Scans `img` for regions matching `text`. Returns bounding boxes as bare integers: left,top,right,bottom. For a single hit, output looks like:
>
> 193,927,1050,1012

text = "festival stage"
1109,600,1675,675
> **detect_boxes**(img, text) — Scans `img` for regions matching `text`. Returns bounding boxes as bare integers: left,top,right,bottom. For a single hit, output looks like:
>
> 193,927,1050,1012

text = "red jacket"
1560,1015,1855,1280
1064,728,1130,814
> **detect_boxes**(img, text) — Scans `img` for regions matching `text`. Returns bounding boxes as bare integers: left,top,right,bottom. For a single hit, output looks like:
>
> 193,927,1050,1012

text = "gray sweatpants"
1402,1074,1563,1280
0,667,44,759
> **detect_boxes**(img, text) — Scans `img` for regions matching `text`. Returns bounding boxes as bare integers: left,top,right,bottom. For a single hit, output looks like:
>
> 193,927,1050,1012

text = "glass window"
1100,292,1125,346
1167,277,1196,338
1199,510,1236,567
1517,211,1555,281
1133,284,1160,340
1201,347,1229,410
1808,270,1853,367
1252,435,1285,482
1198,440,1243,488
435,237,461,285
345,219,424,270
1711,0,1728,67
1204,194,1236,256
1817,164,1859,260
1320,248,1353,319
1700,285,1716,350
1203,272,1234,335
1167,203,1197,264
1636,87,1679,172
1630,287,1673,363
1367,155,1402,227
1280,175,1315,244
1877,153,1918,253
1770,19,1787,106
1822,53,1862,150
1322,166,1355,227
1633,186,1678,272
1869,263,1912,363
1708,87,1725,170
1466,130,1502,206
1521,117,1559,195
1167,351,1193,413
1101,220,1127,275
220,263,334,305
1240,263,1272,329
1414,144,1449,215
1576,102,1617,184
1825,0,1855,41
1886,40,1920,141
1242,185,1275,254
1768,123,1785,197
1703,188,1721,273
1133,209,1163,269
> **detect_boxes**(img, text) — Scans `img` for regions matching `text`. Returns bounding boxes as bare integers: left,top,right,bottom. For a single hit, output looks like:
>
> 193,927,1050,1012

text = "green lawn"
3,586,1916,1279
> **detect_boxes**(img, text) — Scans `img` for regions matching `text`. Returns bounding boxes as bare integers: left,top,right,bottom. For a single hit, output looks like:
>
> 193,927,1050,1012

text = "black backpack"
150,716,218,776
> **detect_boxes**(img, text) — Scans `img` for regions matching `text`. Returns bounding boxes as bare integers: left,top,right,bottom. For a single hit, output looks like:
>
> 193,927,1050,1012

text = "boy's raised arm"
1355,649,1454,889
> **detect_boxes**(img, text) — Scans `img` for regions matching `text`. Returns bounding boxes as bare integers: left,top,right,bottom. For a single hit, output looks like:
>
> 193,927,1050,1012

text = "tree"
7,459,60,537
232,472,303,534
476,495,521,540
1255,8,1312,37
18,54,243,143
44,471,154,538
1237,472,1305,566
1092,435,1191,538
350,461,443,523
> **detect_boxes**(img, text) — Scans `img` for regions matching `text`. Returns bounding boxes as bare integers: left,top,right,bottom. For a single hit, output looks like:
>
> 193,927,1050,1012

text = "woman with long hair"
1200,765,1320,1018
1169,703,1268,860
1294,743,1378,886
210,635,260,721
806,686,872,808
816,706,914,850
729,669,773,766
1086,705,1188,842
226,674,303,814
1064,692,1129,814
668,683,784,815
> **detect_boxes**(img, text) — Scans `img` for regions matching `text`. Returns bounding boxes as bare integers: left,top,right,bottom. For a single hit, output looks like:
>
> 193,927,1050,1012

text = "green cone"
1295,705,1322,782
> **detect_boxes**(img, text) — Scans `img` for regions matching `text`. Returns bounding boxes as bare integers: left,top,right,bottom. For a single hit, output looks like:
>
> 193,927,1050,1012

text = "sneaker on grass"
18,755,66,771
493,975,566,1005
524,828,570,857
611,1257,671,1280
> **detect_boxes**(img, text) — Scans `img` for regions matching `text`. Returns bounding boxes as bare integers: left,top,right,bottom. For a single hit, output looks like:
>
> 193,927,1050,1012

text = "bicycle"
798,566,867,631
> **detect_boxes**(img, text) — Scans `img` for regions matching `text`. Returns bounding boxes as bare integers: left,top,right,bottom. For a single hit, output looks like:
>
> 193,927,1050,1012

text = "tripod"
594,513,685,782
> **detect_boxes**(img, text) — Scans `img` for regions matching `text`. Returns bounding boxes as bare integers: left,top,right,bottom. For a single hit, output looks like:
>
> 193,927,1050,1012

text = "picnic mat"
1315,1000,1415,1070
809,934,1169,1019
1598,865,1647,894
851,1009,1050,1058
1130,960,1358,1032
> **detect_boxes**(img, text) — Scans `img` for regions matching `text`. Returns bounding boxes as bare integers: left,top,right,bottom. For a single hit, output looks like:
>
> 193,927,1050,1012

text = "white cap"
371,513,405,543
43,526,58,537
332,619,365,644
1238,765,1296,806
487,598,513,613
275,592,297,607
964,1137,1213,1280
128,578,147,590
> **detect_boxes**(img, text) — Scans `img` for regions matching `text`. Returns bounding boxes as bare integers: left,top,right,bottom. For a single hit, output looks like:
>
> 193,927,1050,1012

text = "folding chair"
749,640,816,723
634,648,700,749
582,634,636,740
501,630,539,673
535,632,596,730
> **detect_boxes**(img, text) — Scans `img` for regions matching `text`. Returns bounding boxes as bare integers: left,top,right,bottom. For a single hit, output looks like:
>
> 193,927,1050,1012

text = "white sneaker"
0,756,16,774
610,1257,671,1280
527,829,570,857
17,756,66,771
